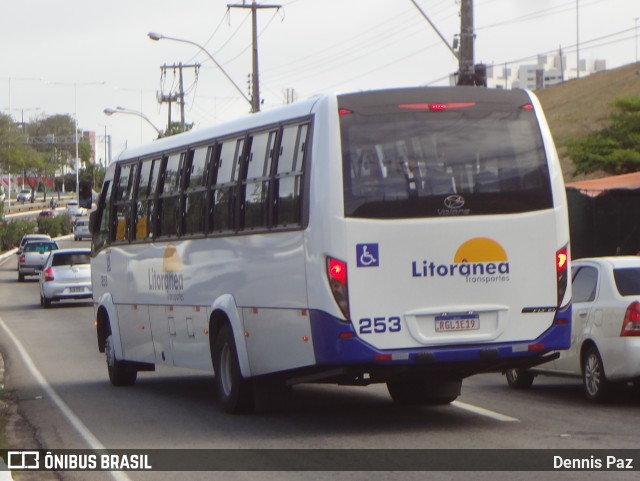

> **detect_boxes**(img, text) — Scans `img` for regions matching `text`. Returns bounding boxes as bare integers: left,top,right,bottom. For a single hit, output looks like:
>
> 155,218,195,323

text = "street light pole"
148,32,253,110
104,107,164,138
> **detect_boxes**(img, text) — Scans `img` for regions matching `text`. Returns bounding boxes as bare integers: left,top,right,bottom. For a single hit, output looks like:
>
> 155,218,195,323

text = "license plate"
435,313,480,332
69,287,84,293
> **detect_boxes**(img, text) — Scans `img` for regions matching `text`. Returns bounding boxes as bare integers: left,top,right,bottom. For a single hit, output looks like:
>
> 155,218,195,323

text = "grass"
535,62,640,180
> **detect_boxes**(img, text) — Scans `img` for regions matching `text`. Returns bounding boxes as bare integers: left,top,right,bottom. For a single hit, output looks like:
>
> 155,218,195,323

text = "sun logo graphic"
148,243,185,300
412,237,510,284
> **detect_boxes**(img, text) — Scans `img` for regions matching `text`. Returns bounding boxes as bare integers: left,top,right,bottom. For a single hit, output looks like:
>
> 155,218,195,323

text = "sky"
2,0,639,162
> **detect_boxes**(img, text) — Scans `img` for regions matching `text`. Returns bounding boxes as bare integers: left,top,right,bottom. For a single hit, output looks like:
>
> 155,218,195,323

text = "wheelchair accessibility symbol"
356,243,379,267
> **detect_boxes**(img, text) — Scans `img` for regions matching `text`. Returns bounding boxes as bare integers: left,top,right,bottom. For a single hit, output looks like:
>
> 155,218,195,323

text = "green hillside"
535,62,640,180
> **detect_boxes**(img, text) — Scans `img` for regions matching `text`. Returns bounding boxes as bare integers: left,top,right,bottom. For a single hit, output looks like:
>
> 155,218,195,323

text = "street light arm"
148,32,252,107
104,107,164,137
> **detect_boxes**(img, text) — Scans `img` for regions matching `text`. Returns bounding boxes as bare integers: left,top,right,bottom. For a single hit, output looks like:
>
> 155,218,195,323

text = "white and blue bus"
90,86,571,413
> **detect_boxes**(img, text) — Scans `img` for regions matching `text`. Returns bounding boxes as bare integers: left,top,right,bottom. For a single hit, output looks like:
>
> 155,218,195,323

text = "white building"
485,54,606,90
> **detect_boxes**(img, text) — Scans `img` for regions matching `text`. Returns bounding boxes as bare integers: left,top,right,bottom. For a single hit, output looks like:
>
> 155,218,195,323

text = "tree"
568,97,640,175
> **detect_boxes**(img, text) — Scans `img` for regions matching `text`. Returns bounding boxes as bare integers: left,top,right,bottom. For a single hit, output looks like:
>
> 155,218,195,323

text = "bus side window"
112,162,138,243
93,179,113,252
157,152,185,238
134,158,158,241
211,138,244,233
242,130,277,230
183,145,210,236
274,123,308,227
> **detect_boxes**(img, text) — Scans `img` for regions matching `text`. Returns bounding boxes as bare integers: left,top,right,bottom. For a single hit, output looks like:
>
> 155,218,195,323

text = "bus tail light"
44,267,54,282
621,301,640,336
327,257,350,320
556,245,568,307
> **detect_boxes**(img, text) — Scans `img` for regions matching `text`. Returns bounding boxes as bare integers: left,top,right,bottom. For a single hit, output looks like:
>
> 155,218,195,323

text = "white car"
73,219,91,241
65,200,87,217
39,248,92,308
506,256,640,402
16,189,32,203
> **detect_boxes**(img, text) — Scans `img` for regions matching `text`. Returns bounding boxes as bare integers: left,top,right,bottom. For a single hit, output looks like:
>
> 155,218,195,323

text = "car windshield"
613,267,640,296
51,253,90,266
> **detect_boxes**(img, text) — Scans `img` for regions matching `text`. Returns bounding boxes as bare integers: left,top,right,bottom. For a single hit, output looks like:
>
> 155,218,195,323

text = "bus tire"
387,377,460,405
582,346,610,403
505,368,535,389
212,324,254,414
105,333,137,387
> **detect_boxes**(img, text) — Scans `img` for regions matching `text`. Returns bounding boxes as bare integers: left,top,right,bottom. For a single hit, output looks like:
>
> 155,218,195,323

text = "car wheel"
505,368,535,389
582,346,610,403
18,273,24,282
106,334,137,386
212,324,253,414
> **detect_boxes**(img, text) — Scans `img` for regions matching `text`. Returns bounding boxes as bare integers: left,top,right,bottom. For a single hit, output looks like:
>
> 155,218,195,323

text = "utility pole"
458,0,475,86
228,0,281,113
158,63,200,133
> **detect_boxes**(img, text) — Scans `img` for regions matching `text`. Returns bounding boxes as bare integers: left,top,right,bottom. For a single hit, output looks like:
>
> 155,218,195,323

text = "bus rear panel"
307,87,570,380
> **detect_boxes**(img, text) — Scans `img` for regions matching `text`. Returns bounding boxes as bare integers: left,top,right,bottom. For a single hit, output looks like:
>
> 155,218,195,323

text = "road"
0,240,639,481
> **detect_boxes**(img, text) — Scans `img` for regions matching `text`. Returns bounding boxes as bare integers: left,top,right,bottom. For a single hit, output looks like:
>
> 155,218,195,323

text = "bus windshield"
339,91,553,219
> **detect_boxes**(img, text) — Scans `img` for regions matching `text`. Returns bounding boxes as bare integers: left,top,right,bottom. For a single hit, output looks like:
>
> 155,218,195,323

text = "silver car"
73,219,91,241
18,240,59,281
39,248,92,308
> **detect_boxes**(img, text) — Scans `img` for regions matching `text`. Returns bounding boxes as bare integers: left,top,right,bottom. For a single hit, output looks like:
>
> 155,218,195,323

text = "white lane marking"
452,400,520,422
0,317,132,481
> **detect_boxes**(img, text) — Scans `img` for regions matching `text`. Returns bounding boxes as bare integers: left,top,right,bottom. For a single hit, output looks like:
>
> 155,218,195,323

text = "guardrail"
3,196,77,215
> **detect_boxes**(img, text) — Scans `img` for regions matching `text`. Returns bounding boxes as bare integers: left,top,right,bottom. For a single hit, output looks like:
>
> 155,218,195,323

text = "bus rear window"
339,89,553,219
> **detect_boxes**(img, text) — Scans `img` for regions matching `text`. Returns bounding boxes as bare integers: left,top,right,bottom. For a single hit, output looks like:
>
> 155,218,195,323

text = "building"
485,54,606,90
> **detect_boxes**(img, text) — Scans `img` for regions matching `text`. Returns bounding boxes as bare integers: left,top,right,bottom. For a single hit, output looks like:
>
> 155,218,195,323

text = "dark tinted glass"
339,88,553,219
613,267,640,296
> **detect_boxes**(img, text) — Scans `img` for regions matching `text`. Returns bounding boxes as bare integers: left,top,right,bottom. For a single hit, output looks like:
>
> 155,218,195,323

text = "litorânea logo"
148,243,185,301
411,237,510,284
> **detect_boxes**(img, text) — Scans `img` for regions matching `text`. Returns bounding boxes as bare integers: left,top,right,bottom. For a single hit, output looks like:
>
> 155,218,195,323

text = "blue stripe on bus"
308,304,571,366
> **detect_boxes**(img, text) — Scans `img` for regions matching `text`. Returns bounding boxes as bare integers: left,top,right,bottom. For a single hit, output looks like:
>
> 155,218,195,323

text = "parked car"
38,209,57,218
505,256,640,402
16,189,32,203
65,200,87,217
39,248,92,308
18,240,59,281
73,219,91,241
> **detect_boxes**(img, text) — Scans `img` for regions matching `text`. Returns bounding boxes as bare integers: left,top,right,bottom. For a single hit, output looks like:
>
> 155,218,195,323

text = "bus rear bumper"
308,305,571,376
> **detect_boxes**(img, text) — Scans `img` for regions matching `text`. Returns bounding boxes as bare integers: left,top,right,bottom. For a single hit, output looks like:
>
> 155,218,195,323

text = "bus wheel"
583,346,610,403
387,377,460,405
105,334,137,387
505,368,534,389
212,324,254,414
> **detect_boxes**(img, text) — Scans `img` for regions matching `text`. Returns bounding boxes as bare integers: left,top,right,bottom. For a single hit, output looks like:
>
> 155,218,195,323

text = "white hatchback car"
506,257,640,402
39,248,92,308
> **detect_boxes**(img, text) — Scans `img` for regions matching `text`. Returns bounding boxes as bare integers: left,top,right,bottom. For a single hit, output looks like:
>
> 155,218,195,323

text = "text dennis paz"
554,456,634,470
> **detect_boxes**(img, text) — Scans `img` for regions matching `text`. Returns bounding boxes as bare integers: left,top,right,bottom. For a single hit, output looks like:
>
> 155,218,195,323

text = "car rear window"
51,253,91,266
613,267,640,296
338,88,553,219
24,243,57,252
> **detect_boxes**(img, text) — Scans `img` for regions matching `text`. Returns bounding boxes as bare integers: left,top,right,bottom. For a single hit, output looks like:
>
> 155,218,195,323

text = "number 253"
358,316,401,334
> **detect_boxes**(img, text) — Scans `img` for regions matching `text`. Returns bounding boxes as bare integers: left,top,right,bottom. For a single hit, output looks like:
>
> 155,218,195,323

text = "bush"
0,218,37,251
36,213,73,238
